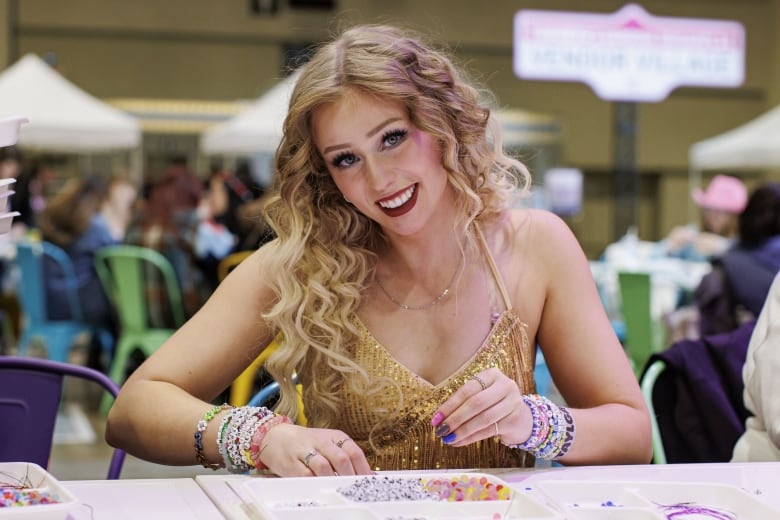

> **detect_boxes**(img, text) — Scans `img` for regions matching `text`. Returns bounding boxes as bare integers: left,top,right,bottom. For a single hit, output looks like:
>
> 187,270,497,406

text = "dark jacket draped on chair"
642,321,755,463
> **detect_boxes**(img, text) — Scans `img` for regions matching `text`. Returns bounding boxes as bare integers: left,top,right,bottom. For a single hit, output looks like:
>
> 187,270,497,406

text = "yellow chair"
230,335,306,425
218,251,304,423
229,338,276,407
217,250,253,283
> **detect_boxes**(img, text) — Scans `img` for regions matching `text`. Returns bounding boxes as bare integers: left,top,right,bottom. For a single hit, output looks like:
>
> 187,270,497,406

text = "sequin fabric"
302,225,537,470
303,309,537,471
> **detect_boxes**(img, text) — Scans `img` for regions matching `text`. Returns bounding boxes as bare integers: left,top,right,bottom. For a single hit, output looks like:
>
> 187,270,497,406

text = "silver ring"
471,374,487,391
494,422,500,437
302,449,319,468
335,438,352,449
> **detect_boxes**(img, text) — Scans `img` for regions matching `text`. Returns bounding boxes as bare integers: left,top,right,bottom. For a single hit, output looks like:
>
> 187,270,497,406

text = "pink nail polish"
431,412,444,427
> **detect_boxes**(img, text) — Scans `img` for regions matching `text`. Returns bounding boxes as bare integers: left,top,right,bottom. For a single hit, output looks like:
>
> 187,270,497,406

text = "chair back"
217,250,253,282
14,241,110,363
618,271,664,375
15,241,49,328
0,356,125,479
95,244,186,332
16,241,83,325
94,245,186,414
640,359,667,464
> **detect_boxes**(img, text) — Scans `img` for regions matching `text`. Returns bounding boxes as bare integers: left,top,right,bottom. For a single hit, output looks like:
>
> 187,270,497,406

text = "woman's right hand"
258,424,373,476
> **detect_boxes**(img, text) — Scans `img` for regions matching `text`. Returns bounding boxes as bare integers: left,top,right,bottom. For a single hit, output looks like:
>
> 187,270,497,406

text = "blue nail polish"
443,432,456,444
435,423,450,437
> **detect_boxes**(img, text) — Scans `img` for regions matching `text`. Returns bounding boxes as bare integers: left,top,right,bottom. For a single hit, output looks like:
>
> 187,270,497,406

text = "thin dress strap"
474,223,513,311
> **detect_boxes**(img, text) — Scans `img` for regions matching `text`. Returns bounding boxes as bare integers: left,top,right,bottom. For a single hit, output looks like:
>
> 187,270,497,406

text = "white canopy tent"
689,104,780,171
200,69,561,156
0,54,141,152
200,70,301,156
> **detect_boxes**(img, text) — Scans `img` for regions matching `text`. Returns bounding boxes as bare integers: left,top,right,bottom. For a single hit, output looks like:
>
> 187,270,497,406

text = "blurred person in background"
206,160,262,251
125,158,208,318
695,182,780,336
38,174,119,369
662,174,748,262
0,146,24,350
11,157,57,234
0,145,22,183
101,175,138,241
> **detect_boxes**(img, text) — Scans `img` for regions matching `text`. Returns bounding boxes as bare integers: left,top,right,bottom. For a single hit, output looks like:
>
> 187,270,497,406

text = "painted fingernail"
443,433,457,444
431,412,445,427
434,423,450,437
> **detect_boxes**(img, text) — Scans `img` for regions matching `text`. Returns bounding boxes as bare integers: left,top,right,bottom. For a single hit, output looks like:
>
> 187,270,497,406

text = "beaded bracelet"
249,414,293,470
194,403,233,469
217,406,277,474
504,394,575,460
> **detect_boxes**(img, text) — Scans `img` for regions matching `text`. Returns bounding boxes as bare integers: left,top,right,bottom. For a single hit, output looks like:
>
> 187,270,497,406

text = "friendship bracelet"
504,394,576,460
194,403,232,470
217,406,277,474
249,414,293,470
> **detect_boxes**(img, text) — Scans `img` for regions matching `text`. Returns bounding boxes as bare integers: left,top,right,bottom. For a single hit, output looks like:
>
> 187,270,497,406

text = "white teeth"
379,185,415,209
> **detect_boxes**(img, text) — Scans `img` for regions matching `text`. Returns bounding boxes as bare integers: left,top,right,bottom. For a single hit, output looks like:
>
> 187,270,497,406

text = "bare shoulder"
499,208,581,257
218,240,282,302
494,208,589,290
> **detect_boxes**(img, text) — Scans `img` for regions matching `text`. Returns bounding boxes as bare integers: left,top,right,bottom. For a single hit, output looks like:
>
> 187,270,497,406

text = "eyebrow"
322,117,403,155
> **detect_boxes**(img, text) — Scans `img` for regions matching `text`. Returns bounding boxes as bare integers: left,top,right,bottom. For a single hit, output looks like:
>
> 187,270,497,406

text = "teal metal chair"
15,241,113,364
640,359,667,464
94,245,186,414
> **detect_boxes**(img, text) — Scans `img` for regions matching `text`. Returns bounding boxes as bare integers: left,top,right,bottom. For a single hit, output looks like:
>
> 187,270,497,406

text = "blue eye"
382,129,408,149
332,152,357,168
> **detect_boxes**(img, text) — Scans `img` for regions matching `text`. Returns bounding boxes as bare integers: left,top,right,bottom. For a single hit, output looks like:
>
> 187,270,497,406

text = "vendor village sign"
513,3,745,102
513,3,745,235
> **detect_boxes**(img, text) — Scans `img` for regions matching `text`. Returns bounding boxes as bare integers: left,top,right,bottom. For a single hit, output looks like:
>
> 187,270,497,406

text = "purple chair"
0,356,125,479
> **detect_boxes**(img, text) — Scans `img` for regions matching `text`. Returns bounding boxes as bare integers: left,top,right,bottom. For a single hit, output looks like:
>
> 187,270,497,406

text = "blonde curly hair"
262,24,531,428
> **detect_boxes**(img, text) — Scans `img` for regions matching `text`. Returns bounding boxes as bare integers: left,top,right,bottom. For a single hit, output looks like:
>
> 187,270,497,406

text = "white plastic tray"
0,116,27,147
0,462,79,518
232,472,563,519
535,479,780,519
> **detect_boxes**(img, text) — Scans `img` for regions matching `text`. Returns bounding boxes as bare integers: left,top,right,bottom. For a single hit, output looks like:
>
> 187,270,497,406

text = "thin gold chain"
375,252,465,311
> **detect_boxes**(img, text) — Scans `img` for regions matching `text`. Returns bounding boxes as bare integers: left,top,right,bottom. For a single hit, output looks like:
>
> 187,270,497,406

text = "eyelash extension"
330,128,409,168
382,128,408,146
331,151,354,168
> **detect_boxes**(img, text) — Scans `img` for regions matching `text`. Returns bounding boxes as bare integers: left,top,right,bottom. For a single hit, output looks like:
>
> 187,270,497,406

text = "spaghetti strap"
474,223,513,311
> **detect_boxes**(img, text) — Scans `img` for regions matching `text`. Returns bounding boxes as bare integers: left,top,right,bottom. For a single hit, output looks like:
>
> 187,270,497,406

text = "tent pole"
688,167,702,224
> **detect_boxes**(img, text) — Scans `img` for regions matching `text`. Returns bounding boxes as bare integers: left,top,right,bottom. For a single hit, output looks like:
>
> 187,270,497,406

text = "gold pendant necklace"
375,252,465,311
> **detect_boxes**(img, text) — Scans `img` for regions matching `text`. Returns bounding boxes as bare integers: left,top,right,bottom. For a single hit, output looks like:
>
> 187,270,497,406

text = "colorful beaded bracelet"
504,394,575,460
194,403,233,469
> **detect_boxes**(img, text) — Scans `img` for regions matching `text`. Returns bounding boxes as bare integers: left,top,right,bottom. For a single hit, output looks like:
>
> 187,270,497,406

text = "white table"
62,478,225,519
496,462,780,510
196,463,780,519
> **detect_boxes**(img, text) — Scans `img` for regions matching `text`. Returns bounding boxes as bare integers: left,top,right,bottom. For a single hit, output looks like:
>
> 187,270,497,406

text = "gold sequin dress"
304,228,537,470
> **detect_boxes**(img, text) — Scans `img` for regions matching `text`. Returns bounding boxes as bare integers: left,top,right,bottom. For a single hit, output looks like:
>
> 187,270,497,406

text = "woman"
664,174,747,261
696,182,780,335
106,24,650,475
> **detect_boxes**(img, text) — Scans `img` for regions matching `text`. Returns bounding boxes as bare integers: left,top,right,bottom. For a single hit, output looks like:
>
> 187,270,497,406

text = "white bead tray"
230,471,563,519
0,462,79,519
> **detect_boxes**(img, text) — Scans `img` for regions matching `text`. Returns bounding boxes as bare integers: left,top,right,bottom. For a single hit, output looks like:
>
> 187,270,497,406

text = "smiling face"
312,88,453,238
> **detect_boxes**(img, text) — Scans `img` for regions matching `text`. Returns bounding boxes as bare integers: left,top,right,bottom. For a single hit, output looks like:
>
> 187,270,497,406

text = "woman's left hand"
431,368,532,447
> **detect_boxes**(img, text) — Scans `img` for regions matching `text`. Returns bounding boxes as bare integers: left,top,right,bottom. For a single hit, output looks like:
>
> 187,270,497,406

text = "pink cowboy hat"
691,174,748,214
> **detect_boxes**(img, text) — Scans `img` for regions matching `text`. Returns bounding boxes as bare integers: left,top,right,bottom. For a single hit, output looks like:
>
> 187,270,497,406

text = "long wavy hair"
262,24,531,428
